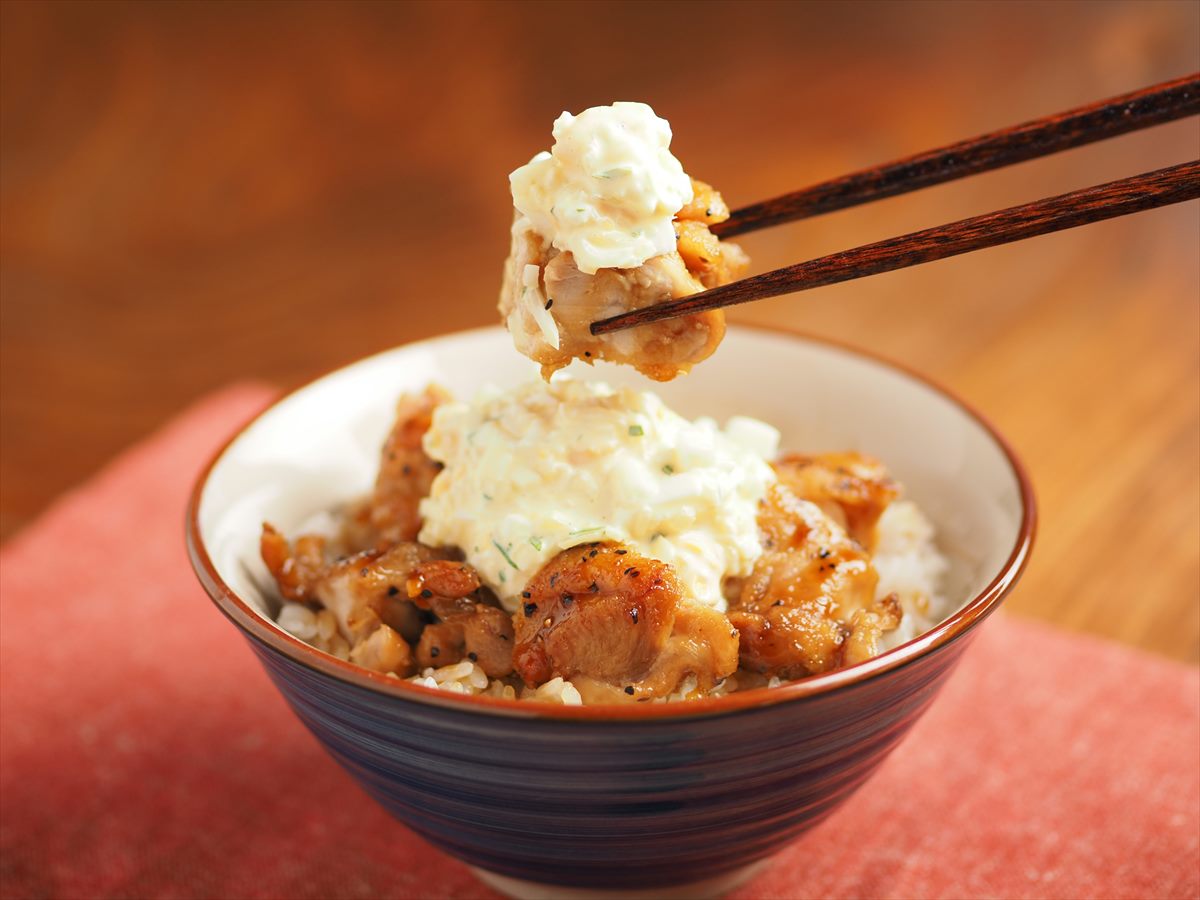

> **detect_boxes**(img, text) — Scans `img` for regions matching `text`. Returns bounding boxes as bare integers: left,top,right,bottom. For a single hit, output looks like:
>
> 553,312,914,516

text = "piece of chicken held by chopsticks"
499,179,748,382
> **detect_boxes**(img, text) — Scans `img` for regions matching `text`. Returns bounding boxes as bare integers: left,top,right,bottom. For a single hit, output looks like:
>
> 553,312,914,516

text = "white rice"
277,605,350,660
873,500,949,649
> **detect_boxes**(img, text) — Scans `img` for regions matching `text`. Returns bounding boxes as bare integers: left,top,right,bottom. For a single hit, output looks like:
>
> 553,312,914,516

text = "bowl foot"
470,858,773,900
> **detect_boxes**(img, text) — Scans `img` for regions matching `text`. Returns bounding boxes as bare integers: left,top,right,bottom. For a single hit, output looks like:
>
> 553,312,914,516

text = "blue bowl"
186,327,1034,897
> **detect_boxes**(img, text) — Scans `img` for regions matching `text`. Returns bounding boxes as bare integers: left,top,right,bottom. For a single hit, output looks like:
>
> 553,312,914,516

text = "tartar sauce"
418,380,779,612
509,102,693,274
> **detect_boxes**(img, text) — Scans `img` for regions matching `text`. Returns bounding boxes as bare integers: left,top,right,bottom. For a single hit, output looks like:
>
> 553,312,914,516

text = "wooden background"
2,1,1197,662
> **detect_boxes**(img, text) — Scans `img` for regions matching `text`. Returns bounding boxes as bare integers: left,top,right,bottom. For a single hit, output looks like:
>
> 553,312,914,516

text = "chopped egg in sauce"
509,101,694,274
418,379,779,613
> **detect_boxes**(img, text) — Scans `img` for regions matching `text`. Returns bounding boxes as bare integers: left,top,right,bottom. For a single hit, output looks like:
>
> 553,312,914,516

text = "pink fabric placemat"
1,384,1197,900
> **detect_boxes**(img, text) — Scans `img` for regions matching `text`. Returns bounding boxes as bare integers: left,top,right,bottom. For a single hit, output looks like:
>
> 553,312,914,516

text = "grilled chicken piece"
356,386,449,547
407,560,515,677
499,178,748,382
676,177,731,225
773,452,899,552
538,249,727,382
840,594,903,667
728,484,901,679
260,526,329,602
263,525,516,678
675,220,745,289
513,543,738,702
261,525,432,643
595,598,740,703
350,624,415,675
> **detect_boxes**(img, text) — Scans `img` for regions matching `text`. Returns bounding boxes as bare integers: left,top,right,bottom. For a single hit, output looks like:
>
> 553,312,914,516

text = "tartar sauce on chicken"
500,103,746,382
418,380,779,613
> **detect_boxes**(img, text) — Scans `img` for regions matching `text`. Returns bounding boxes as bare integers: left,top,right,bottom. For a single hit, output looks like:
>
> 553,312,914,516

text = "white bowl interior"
198,327,1024,635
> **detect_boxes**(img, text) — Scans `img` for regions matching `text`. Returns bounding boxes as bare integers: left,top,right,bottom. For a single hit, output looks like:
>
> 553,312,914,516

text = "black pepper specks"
545,298,554,310
430,646,440,657
624,686,635,696
359,568,369,577
522,591,532,599
589,581,599,592
420,589,433,599
467,652,478,661
630,608,639,624
818,548,831,559
387,585,399,597
615,549,627,555
524,602,537,617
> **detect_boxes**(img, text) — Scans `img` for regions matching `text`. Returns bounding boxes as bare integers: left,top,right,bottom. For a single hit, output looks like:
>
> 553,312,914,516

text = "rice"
277,605,350,660
872,500,950,648
407,664,579,704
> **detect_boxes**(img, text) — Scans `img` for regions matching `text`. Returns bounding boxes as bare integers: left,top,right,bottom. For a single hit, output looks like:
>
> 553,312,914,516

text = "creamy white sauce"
418,380,779,613
509,102,693,274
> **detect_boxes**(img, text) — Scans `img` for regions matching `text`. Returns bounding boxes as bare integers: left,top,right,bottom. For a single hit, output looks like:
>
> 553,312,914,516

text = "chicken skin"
407,560,515,678
351,386,449,549
728,484,902,679
772,452,899,552
513,543,738,702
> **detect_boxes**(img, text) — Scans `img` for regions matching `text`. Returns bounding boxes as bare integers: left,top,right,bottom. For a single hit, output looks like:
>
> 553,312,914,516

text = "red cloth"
1,384,1197,900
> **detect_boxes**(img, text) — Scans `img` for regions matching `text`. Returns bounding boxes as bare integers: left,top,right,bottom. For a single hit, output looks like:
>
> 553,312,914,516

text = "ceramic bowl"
186,326,1034,899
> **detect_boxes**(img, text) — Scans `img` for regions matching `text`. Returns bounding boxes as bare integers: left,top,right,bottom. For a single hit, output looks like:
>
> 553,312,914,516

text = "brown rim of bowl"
185,323,1037,721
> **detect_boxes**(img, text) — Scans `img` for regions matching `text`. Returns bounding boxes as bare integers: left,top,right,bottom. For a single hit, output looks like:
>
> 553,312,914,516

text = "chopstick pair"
591,73,1200,336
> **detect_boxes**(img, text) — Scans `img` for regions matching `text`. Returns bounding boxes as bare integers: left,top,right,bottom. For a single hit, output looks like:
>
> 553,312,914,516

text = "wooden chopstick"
591,160,1199,335
712,73,1200,239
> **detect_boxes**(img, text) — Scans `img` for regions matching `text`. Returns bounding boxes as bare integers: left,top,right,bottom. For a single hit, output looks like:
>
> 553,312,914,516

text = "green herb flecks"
628,424,644,437
493,539,519,570
662,464,674,474
529,536,543,551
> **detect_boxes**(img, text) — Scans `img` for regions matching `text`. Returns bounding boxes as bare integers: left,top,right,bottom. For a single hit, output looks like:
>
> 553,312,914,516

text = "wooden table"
2,1,1197,662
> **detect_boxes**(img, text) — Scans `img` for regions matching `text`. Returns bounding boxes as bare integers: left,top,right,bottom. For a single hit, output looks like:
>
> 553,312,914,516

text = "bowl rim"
185,323,1036,721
